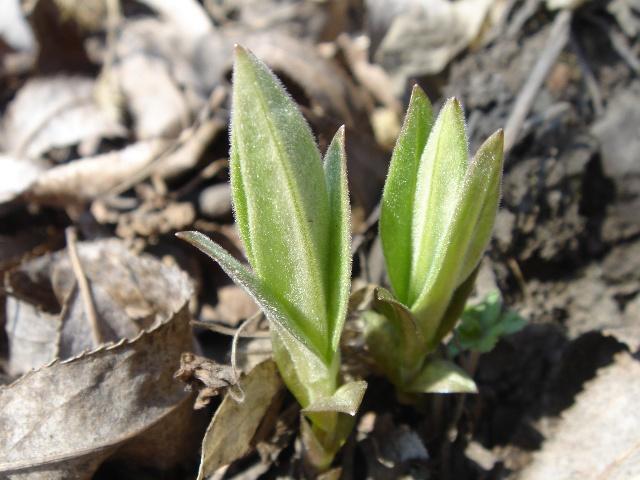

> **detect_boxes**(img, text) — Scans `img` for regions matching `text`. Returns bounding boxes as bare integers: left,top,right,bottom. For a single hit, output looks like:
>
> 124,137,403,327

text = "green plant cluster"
178,46,523,471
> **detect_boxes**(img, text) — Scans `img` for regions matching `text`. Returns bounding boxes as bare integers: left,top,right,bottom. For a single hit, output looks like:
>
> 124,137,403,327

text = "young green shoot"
177,46,366,471
364,86,505,394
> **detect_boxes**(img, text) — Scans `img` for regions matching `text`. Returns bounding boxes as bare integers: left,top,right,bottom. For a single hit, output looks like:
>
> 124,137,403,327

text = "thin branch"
65,227,103,347
504,10,572,153
227,310,265,403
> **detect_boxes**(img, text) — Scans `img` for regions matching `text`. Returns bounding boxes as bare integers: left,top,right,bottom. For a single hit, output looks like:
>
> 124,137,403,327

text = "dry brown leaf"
10,108,224,208
608,0,640,37
110,16,227,122
368,0,496,91
0,239,197,479
546,0,588,9
1,76,125,159
51,0,109,32
114,201,196,239
5,239,191,375
199,183,233,220
138,0,214,38
116,52,191,140
230,0,329,40
197,360,283,480
519,352,640,480
2,106,221,206
0,140,162,206
336,34,400,113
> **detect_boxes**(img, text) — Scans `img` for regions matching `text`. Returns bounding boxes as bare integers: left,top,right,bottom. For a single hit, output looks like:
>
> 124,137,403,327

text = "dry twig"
504,10,572,153
65,227,103,347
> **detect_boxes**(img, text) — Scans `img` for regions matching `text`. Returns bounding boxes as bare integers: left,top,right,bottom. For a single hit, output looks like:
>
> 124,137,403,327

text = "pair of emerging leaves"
178,46,365,471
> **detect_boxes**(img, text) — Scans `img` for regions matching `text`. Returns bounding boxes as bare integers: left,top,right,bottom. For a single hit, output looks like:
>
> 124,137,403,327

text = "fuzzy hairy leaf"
372,287,423,363
455,130,504,283
409,98,468,306
271,323,363,438
302,380,366,435
431,265,479,348
269,321,337,409
300,414,356,472
323,127,352,354
380,85,433,304
362,287,425,386
176,232,312,352
303,380,367,416
412,130,504,343
231,45,329,352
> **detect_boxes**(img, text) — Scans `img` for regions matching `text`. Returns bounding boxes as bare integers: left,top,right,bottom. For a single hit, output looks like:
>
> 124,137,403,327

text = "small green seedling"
449,291,527,357
363,86,505,394
178,46,365,471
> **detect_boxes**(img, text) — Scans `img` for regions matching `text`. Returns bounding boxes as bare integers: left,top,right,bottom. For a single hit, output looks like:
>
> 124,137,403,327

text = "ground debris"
175,352,236,409
0,239,199,479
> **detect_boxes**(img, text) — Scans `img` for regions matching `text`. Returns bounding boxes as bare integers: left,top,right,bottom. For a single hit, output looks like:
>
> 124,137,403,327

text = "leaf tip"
475,128,505,166
444,96,463,115
175,230,205,247
233,44,256,74
409,83,427,102
233,43,248,56
488,128,505,149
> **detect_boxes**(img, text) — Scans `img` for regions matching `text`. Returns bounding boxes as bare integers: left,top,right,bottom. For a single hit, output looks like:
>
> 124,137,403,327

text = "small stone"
199,183,232,219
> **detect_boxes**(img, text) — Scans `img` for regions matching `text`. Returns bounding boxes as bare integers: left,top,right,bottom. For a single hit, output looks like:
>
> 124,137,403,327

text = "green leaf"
196,360,283,480
302,379,366,437
409,98,468,307
363,287,425,386
269,321,336,409
412,128,504,343
300,414,356,472
380,85,433,304
407,358,478,394
453,291,526,354
431,265,479,348
229,128,253,264
456,130,504,283
300,416,332,472
176,231,312,352
323,126,352,354
303,380,368,416
231,45,330,352
372,287,423,360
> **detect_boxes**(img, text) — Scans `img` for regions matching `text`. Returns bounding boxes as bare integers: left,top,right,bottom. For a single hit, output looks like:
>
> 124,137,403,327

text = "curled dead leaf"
197,360,284,480
0,239,200,479
5,239,191,375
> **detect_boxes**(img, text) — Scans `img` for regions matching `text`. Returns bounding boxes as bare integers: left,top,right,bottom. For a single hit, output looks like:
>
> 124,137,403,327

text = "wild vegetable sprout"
178,46,366,471
178,46,509,470
363,86,505,394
